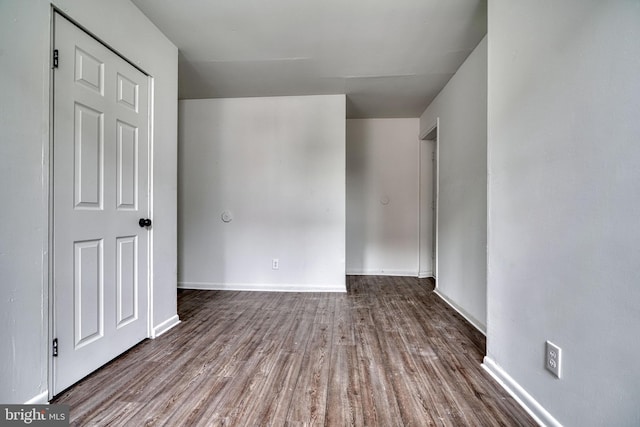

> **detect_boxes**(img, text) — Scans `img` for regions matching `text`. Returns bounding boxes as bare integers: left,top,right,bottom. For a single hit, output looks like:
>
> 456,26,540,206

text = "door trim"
47,7,154,400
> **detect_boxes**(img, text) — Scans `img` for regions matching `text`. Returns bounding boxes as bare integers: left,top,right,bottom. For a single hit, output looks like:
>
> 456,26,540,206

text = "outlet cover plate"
545,341,562,379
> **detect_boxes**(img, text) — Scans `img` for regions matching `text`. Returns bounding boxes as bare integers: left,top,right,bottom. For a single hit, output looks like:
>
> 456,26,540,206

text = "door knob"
139,218,152,228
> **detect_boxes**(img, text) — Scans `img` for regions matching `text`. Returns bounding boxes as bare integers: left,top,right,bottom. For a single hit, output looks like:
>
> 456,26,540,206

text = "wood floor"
53,276,536,426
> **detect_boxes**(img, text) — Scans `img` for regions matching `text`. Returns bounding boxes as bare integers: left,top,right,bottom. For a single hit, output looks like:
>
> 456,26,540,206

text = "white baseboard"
25,390,49,404
178,281,347,293
418,270,433,279
433,288,486,335
346,269,418,277
482,357,562,427
152,314,181,338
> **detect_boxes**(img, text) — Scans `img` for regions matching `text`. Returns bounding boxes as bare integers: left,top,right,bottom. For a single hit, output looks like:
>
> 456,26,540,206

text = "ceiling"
131,0,487,118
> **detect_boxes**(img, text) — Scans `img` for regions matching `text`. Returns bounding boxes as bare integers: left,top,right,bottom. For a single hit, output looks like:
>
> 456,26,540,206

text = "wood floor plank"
325,344,363,426
285,295,332,425
208,294,313,426
53,276,537,427
353,306,403,426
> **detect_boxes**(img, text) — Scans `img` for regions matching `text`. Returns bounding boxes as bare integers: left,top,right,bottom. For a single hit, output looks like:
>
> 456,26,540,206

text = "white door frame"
418,118,439,283
47,7,154,400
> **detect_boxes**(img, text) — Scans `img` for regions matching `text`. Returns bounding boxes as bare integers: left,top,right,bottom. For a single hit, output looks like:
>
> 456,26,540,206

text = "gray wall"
178,96,346,292
420,37,488,332
486,1,640,425
346,119,421,276
0,0,178,403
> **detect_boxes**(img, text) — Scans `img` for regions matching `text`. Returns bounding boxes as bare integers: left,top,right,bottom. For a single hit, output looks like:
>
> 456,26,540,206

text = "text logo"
0,405,69,426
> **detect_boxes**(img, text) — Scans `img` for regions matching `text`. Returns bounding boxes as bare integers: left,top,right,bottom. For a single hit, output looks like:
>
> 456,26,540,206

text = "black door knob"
139,218,152,228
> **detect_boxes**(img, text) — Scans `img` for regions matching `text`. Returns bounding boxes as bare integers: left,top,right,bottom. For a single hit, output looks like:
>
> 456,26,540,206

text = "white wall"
486,2,640,426
0,0,178,403
178,95,346,292
346,119,421,276
420,37,487,332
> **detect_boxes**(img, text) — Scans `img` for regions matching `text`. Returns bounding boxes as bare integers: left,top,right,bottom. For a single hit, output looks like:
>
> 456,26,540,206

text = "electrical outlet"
545,341,562,378
272,259,279,270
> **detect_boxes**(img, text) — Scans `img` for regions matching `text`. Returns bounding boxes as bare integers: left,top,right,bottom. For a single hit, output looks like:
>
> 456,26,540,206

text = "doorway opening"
419,120,438,282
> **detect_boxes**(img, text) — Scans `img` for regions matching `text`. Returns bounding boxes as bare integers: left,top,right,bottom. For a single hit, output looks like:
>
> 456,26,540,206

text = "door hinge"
52,338,59,357
52,49,59,69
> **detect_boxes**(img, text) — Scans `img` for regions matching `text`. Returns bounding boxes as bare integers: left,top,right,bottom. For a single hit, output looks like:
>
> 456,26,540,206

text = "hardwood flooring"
53,276,536,426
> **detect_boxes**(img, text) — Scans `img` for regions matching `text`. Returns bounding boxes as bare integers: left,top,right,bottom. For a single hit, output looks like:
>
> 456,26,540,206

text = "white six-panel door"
53,13,150,395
